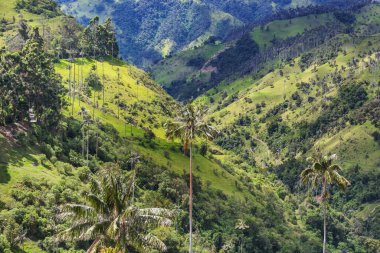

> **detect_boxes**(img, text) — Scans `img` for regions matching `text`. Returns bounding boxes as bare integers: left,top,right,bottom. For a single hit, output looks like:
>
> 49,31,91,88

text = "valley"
0,0,379,252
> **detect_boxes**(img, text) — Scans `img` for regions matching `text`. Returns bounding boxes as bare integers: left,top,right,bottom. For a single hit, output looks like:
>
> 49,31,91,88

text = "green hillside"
0,1,330,252
190,3,380,250
0,0,379,252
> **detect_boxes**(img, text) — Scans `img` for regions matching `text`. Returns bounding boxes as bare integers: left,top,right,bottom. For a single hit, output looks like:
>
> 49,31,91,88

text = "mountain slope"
56,0,368,66
0,1,331,252
188,3,380,249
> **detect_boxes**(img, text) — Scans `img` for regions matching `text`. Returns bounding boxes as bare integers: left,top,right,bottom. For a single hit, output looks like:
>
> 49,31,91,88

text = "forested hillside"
56,0,369,66
0,0,379,252
151,1,380,252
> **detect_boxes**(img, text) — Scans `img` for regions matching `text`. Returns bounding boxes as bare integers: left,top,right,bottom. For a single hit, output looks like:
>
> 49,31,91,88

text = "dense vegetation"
56,0,368,66
0,0,379,252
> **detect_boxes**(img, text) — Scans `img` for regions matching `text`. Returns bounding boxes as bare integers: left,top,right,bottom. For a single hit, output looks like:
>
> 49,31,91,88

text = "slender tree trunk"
323,203,327,253
96,132,98,158
86,127,89,167
72,62,75,116
82,127,85,157
189,142,193,253
322,177,327,253
102,61,105,107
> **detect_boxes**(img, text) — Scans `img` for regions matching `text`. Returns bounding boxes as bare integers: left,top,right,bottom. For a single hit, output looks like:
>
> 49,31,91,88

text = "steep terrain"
190,3,380,249
56,0,368,66
152,1,380,250
0,0,379,252
0,1,335,252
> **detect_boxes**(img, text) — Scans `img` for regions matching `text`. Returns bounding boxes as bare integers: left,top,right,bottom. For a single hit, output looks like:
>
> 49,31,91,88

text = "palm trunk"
323,203,327,253
322,177,327,253
189,142,193,253
86,127,89,167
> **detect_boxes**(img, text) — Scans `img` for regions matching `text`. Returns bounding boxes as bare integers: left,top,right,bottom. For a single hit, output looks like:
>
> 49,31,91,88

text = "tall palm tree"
300,153,350,253
59,164,174,253
235,219,249,253
164,104,218,253
78,107,92,166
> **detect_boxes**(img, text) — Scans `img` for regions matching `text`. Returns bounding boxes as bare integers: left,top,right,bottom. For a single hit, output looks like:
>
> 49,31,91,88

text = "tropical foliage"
59,164,174,252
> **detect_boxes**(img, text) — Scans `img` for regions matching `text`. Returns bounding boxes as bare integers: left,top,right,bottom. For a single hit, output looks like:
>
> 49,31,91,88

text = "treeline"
53,16,119,59
4,16,119,60
16,0,61,17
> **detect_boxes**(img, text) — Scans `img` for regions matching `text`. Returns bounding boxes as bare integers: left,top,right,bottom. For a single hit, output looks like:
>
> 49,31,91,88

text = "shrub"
199,143,208,156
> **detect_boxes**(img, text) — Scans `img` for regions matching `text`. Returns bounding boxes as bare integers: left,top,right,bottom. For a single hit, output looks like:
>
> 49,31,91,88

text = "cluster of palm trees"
60,103,350,253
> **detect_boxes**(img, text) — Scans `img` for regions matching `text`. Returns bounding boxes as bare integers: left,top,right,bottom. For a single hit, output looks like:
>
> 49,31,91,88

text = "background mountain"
56,0,369,66
0,1,339,252
0,0,379,252
153,2,380,250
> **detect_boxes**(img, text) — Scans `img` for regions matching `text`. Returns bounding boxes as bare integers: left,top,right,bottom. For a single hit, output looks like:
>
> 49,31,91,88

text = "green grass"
0,136,60,206
55,58,172,139
152,43,225,87
314,122,380,172
0,0,67,48
250,13,337,50
193,10,380,170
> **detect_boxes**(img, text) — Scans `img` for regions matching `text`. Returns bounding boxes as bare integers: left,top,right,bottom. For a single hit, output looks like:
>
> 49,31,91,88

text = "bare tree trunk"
189,142,193,253
96,132,98,158
102,61,105,107
86,127,89,167
322,178,327,253
72,62,75,116
323,203,327,253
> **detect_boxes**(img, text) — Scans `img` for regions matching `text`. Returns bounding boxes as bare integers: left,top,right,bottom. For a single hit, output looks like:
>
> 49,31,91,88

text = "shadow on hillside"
0,143,39,184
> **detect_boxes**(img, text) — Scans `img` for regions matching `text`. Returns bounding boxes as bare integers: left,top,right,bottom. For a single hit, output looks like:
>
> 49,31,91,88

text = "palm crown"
59,164,174,253
164,104,217,149
301,153,350,199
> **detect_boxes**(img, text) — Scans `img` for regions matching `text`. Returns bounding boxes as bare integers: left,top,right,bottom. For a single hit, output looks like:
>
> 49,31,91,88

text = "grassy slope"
54,57,267,198
195,5,380,171
0,2,282,251
250,13,338,50
0,1,67,48
151,11,340,96
0,55,262,250
0,0,257,209
152,43,225,88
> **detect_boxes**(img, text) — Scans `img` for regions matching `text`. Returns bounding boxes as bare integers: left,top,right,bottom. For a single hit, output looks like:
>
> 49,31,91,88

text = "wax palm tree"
300,153,350,253
78,107,92,166
58,164,174,253
164,104,218,253
235,219,249,253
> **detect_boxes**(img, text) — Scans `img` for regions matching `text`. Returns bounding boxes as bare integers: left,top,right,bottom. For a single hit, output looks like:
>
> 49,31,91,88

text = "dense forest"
0,0,379,252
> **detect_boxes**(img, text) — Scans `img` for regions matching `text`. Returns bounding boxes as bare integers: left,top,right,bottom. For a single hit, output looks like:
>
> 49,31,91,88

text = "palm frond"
330,170,350,191
140,233,167,252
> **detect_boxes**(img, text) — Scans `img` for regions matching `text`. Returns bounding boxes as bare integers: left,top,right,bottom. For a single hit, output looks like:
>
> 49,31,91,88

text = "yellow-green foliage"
55,58,174,138
196,17,380,170
0,0,66,48
54,58,259,199
251,13,337,50
153,43,224,87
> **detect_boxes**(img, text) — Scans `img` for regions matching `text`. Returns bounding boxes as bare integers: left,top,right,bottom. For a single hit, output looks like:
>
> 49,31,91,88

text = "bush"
41,143,55,159
199,143,208,156
56,161,74,176
0,235,11,253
